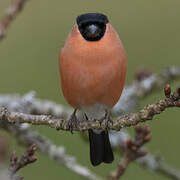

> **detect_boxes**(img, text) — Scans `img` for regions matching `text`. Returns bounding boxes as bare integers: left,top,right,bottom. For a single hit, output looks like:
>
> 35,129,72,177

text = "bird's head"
76,13,108,41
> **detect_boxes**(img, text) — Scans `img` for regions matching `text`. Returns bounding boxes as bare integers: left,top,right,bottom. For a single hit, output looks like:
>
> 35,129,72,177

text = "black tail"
88,129,114,166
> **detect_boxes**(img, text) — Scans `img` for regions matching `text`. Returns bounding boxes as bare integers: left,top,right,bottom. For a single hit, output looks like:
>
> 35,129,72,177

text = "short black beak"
85,24,100,39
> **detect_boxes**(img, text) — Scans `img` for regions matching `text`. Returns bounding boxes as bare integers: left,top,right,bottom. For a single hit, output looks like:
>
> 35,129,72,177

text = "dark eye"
78,22,106,41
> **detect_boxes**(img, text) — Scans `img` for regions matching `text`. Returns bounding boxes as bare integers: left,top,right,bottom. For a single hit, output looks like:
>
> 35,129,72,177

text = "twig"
9,144,37,174
108,125,151,180
8,144,37,180
0,0,28,41
157,162,180,180
110,129,180,180
0,84,179,131
0,122,103,180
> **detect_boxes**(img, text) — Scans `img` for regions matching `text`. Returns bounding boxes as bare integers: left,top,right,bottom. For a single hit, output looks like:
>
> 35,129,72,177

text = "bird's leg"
68,109,78,134
99,110,113,130
84,113,89,121
104,109,113,130
99,110,107,125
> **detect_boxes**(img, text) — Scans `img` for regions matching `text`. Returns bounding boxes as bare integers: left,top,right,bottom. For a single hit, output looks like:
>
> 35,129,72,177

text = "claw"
104,110,113,130
99,110,112,130
68,109,78,134
99,111,107,126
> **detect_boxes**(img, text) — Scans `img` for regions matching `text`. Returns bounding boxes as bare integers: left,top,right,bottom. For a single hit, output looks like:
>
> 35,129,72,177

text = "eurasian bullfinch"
59,13,127,166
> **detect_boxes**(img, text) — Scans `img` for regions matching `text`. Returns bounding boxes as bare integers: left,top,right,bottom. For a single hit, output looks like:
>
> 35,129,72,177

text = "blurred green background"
0,0,180,179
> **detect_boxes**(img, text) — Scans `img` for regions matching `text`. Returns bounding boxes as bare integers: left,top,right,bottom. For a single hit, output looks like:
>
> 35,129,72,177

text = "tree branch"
157,161,180,180
0,144,37,180
0,91,72,118
0,70,179,179
0,0,179,178
0,93,103,180
0,0,29,41
0,121,103,180
110,129,180,180
112,66,180,115
8,144,37,180
0,84,179,131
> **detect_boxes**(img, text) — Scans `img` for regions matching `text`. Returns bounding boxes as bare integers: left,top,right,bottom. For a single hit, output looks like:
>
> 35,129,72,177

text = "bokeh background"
0,0,180,179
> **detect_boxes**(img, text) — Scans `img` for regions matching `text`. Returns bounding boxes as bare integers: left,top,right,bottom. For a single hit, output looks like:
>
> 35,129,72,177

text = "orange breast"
59,24,127,109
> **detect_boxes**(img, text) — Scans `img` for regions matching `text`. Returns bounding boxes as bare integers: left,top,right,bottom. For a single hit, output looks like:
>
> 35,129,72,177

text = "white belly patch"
80,103,109,120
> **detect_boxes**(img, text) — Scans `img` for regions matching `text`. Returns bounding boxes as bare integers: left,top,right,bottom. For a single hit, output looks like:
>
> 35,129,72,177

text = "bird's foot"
104,110,113,130
68,109,78,134
99,110,113,130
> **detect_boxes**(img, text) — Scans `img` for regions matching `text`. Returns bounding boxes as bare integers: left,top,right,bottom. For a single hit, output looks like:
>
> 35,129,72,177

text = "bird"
59,13,127,166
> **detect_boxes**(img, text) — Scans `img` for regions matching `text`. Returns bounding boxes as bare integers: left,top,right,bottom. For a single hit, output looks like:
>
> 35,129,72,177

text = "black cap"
76,13,109,26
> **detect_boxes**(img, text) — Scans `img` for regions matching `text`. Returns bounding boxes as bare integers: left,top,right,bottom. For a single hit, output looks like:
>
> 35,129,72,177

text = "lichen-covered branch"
0,0,29,41
0,93,102,180
0,91,72,118
0,84,179,131
112,66,180,115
